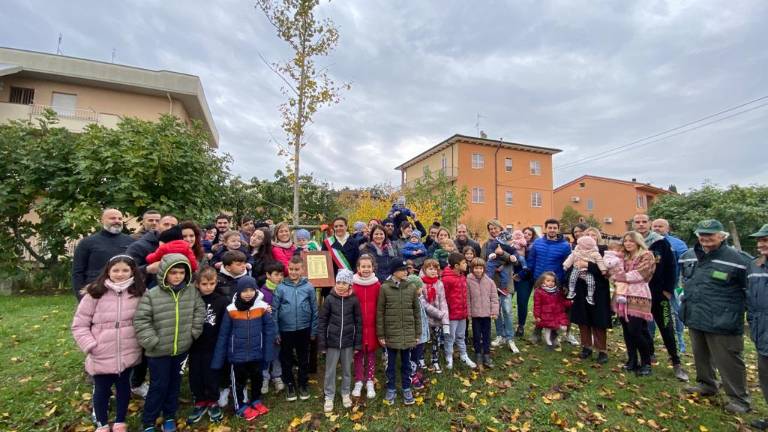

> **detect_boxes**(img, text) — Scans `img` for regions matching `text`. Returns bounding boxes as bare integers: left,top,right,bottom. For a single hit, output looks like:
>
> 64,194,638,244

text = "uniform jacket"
211,291,276,368
747,256,768,356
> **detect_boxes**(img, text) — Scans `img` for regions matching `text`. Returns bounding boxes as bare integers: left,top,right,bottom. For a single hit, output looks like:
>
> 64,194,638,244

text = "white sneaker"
352,381,363,398
508,340,520,354
460,353,477,369
491,336,504,347
273,377,285,392
366,381,376,399
218,388,230,408
261,378,270,395
323,398,334,413
566,333,580,346
131,382,149,399
342,394,352,408
446,357,454,370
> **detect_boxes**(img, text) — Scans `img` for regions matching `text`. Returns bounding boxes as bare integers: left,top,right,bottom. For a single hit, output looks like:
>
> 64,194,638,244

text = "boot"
483,354,493,368
475,353,484,370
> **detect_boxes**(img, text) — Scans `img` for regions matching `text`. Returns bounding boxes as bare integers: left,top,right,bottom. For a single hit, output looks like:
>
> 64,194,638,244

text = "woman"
393,220,428,251
570,223,589,249
522,227,539,246
180,220,206,268
250,227,274,286
482,219,520,354
614,231,656,376
322,217,360,277
359,225,401,282
271,222,296,274
567,227,611,364
514,227,539,338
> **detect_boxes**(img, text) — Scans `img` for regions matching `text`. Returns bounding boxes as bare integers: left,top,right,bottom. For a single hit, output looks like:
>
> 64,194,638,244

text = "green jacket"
134,253,205,357
747,257,768,356
679,242,749,335
376,277,421,350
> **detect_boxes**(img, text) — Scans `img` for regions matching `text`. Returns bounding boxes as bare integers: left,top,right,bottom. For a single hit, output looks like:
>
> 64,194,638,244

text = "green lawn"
0,294,764,431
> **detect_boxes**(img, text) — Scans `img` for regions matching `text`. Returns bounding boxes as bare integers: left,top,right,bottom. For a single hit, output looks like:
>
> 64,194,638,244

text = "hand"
415,338,420,345
534,317,541,324
378,338,386,347
663,291,672,300
488,253,497,260
491,315,497,319
509,255,517,263
495,245,504,255
214,262,222,270
576,260,588,270
246,263,252,270
146,262,161,274
275,336,281,345
393,211,401,217
412,212,418,220
354,349,361,354
265,305,273,313
513,274,521,282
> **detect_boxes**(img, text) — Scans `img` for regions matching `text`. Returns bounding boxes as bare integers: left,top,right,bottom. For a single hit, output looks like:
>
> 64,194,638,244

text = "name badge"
711,270,728,281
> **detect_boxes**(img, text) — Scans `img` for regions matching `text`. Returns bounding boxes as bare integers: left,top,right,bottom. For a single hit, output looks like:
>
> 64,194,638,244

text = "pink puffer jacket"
72,285,143,375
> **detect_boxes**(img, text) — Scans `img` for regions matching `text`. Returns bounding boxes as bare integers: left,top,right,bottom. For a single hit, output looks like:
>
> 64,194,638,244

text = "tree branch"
255,48,300,96
11,224,50,267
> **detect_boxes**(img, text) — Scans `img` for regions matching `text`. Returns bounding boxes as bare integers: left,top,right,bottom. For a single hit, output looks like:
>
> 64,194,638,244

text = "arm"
376,287,386,344
71,241,89,298
563,252,575,270
71,295,98,353
262,310,276,364
353,299,363,350
145,244,165,265
533,289,542,320
414,220,427,238
422,296,445,321
490,280,500,317
527,243,538,276
624,253,656,283
271,287,282,334
309,286,319,338
317,299,330,351
657,242,676,297
412,288,422,343
191,290,205,339
133,295,159,351
210,312,232,370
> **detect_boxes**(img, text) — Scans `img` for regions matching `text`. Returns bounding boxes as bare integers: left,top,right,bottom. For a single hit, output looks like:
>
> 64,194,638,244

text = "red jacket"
442,266,469,320
533,287,571,329
146,240,198,272
352,276,381,350
271,243,297,275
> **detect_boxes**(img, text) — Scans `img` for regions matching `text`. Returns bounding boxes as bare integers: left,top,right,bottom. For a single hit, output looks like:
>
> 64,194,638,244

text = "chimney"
631,178,636,182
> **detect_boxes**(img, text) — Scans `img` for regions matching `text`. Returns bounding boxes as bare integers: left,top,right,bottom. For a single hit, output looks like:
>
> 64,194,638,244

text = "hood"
644,231,665,247
158,253,192,289
283,276,309,288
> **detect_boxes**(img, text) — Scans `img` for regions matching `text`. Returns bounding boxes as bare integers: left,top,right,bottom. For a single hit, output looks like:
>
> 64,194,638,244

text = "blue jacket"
272,277,318,336
665,234,689,283
211,292,276,368
401,241,428,259
747,257,768,356
526,235,572,282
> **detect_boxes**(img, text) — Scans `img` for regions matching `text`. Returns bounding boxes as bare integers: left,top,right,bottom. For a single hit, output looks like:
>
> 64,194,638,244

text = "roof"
395,134,561,170
554,174,673,195
0,47,218,147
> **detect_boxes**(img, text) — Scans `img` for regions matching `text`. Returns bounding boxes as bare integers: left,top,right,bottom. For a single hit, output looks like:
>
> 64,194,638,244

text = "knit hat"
410,230,422,240
336,269,354,285
353,221,366,233
389,259,409,275
576,235,597,250
295,229,311,241
236,275,259,293
497,230,513,243
158,225,183,243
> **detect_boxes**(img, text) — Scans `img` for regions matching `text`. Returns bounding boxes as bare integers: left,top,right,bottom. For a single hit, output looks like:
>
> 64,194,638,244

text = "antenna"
111,48,116,63
56,33,63,55
475,112,486,136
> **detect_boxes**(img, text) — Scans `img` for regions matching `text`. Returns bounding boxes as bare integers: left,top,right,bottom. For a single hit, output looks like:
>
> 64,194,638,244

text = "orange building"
553,175,673,236
395,134,561,236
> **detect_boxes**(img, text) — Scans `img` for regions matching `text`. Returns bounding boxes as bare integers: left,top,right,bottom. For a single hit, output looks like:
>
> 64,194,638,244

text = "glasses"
385,224,394,228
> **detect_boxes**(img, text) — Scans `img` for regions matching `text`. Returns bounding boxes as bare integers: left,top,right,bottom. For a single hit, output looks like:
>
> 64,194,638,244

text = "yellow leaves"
352,424,367,431
469,391,478,402
288,412,312,429
349,411,363,422
415,396,424,406
209,426,231,432
465,414,478,423
437,392,445,401
326,413,338,422
44,405,56,417
699,426,709,432
461,378,471,387
81,392,92,401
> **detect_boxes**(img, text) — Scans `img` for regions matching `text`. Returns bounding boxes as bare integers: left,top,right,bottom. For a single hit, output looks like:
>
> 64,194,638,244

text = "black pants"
280,328,311,389
142,354,185,428
232,361,263,413
650,297,681,365
93,369,131,426
188,351,218,405
130,354,148,388
472,317,492,355
621,317,653,367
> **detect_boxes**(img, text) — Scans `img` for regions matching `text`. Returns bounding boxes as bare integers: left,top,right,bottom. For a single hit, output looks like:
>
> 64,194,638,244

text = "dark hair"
179,220,204,261
572,223,589,237
332,217,348,227
533,271,559,290
158,225,183,243
368,225,389,243
85,255,146,299
142,209,161,218
263,260,285,275
215,213,230,222
222,250,247,266
462,246,476,256
357,253,376,271
400,221,413,232
195,266,218,283
204,223,215,231
240,216,254,225
251,227,273,261
289,256,304,266
448,252,466,268
544,218,560,228
522,227,539,241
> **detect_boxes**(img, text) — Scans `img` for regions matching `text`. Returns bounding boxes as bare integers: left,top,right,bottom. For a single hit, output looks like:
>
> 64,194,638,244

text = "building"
553,175,673,236
395,134,561,236
0,47,218,146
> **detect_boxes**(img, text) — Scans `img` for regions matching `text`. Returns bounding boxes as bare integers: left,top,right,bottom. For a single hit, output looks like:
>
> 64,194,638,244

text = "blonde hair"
470,257,486,269
606,240,623,251
274,222,292,242
583,227,604,245
622,231,648,256
222,230,241,243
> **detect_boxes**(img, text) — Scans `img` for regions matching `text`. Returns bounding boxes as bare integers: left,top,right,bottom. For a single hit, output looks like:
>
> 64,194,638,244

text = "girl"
533,272,572,350
462,246,476,264
351,254,381,399
467,258,500,369
421,259,449,373
180,220,207,269
249,227,274,287
271,222,296,275
72,255,146,432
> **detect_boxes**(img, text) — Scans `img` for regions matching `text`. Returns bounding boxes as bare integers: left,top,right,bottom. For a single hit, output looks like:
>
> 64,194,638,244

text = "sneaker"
261,378,270,395
622,362,638,372
384,388,396,404
366,380,376,399
132,382,149,399
208,405,223,423
273,377,285,392
239,406,259,421
342,394,353,408
403,389,416,405
751,418,768,430
286,386,298,401
483,354,493,369
162,419,177,432
724,402,751,414
508,340,520,354
635,365,652,377
683,384,716,396
143,427,156,432
323,398,334,413
187,405,208,424
565,333,580,346
586,296,595,305
218,388,230,408
250,401,269,416
515,325,525,338
112,423,128,432
595,352,609,364
579,347,593,360
446,357,454,370
412,375,425,390
352,381,363,398
96,426,110,432
433,362,443,374
418,359,427,370
491,336,504,347
460,353,477,369
566,291,576,300
673,364,689,382
299,386,310,400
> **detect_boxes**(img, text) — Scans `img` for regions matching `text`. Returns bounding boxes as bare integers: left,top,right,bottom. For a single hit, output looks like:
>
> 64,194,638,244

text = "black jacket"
190,290,230,353
318,290,363,351
71,229,133,299
455,237,482,258
322,235,361,273
126,230,160,287
647,236,676,300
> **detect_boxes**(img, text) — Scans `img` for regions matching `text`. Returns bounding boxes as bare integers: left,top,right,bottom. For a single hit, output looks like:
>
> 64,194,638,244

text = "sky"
2,0,767,191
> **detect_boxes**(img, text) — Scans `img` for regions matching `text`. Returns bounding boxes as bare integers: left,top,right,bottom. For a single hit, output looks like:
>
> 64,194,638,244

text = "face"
623,236,638,253
572,227,584,240
102,209,124,233
543,275,555,287
334,220,347,237
757,237,768,257
392,269,407,280
225,236,241,250
429,228,438,240
277,226,291,242
545,223,559,238
266,270,284,285
458,259,468,273
424,266,438,278
368,220,379,229
225,261,247,275
250,230,264,248
240,288,256,302
142,213,160,231
443,242,456,252
652,220,669,235
296,238,308,248
586,230,600,242
358,259,374,278
407,265,415,274
335,281,350,294
523,229,534,242
487,224,501,238
697,233,724,250
288,263,303,281
437,230,450,242
158,216,178,233
362,226,370,236
372,229,385,244
456,225,468,240
215,218,230,233
384,223,394,235
206,228,217,241
166,267,187,286
633,215,650,234
410,236,419,244
197,277,217,296
182,228,196,247
402,225,413,237
240,220,255,235
464,250,475,261
472,266,484,278
108,261,132,283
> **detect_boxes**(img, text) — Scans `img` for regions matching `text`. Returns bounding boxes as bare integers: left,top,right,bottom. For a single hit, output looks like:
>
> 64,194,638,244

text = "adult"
424,223,441,251
455,224,482,258
131,209,161,240
680,219,751,414
633,214,688,381
747,224,768,430
514,227,539,337
568,227,611,363
570,223,589,248
179,220,206,268
482,219,520,353
613,231,656,376
652,218,689,354
322,217,361,277
249,227,274,286
211,214,231,251
71,208,133,301
238,216,256,245
271,222,296,274
393,221,420,251
382,218,397,241
359,225,402,282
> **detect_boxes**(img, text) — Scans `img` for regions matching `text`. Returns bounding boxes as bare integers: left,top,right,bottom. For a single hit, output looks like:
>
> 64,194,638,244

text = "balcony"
0,102,121,132
403,166,459,188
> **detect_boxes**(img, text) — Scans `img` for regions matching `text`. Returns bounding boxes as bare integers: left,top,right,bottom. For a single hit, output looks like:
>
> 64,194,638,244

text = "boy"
272,256,318,401
442,252,477,370
293,229,320,255
134,254,205,432
211,276,276,421
259,260,286,395
217,250,249,296
187,267,229,425
376,260,421,405
401,230,428,269
319,269,363,412
211,230,253,270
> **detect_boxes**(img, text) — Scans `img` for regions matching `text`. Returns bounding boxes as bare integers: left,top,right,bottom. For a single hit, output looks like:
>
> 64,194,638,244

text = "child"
377,260,421,405
217,250,249,296
186,267,229,425
533,272,572,350
72,255,146,432
467,258,500,369
604,240,630,319
319,269,363,412
293,229,320,255
442,253,477,370
211,230,253,270
134,254,205,432
411,274,446,388
563,236,606,305
259,260,286,395
272,256,318,401
405,260,417,276
462,246,476,265
401,230,428,269
146,224,199,272
433,239,456,270
211,276,276,421
484,230,519,291
421,259,450,373
351,254,381,399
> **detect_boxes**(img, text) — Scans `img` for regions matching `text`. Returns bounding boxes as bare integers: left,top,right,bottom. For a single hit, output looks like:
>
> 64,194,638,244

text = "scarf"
234,293,255,311
370,241,396,257
421,275,439,303
353,273,379,286
273,240,294,249
334,286,353,298
105,277,134,293
643,231,664,248
170,282,186,293
542,284,559,294
265,279,278,291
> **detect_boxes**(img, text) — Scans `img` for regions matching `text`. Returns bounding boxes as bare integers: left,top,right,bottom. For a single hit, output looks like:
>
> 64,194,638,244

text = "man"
454,224,481,258
211,214,231,250
130,209,161,240
425,223,440,250
652,218,689,354
71,208,133,301
239,216,255,244
681,219,750,414
748,224,768,430
382,218,397,241
633,214,688,381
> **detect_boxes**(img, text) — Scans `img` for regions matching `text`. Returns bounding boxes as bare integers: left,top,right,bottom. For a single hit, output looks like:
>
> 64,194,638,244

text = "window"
579,182,586,189
472,187,485,203
636,193,646,209
531,192,542,208
9,87,34,105
505,157,513,172
586,199,594,211
441,154,447,173
505,191,513,206
529,160,541,175
472,153,484,169
51,92,77,117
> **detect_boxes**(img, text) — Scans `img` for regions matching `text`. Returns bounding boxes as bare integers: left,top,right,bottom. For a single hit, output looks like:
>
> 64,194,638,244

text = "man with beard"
454,224,481,258
71,208,133,301
131,209,161,240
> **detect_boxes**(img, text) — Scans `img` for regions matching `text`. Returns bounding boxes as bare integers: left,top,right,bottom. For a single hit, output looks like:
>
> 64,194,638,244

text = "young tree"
406,167,469,232
255,0,350,225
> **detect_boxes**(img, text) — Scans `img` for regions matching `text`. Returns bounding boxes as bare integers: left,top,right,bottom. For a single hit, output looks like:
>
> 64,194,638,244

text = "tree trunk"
293,32,308,226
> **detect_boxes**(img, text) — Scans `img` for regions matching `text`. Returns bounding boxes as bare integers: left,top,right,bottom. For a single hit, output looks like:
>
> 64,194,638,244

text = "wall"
402,143,458,186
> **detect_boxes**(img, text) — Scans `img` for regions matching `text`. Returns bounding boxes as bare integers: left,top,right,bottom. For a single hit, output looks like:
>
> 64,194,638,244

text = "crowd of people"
68,201,768,431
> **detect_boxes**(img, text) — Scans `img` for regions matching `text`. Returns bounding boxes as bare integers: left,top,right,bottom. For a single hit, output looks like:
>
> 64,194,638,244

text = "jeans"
93,369,131,426
486,260,509,289
444,319,468,357
324,347,354,399
515,278,533,328
385,348,411,391
494,294,514,340
142,354,186,428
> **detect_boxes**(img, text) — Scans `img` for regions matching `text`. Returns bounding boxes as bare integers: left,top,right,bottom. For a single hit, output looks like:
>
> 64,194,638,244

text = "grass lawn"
0,294,764,431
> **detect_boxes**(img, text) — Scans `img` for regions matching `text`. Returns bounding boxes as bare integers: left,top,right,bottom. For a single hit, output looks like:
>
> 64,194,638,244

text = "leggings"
353,347,377,382
93,369,132,427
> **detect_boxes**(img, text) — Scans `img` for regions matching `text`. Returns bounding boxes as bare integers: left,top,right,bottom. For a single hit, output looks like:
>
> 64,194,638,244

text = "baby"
563,236,605,305
603,240,629,318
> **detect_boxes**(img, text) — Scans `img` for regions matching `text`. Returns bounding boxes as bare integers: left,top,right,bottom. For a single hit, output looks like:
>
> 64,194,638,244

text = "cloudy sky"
3,0,767,191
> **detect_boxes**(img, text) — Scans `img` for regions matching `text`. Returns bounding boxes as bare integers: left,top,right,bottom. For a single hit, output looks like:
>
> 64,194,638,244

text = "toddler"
563,236,606,305
401,230,428,269
533,272,572,350
146,224,199,272
603,240,630,318
211,230,253,270
484,230,519,291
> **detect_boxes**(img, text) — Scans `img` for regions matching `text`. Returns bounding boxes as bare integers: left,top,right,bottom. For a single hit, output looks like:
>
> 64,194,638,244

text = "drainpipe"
494,139,502,219
166,92,173,114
